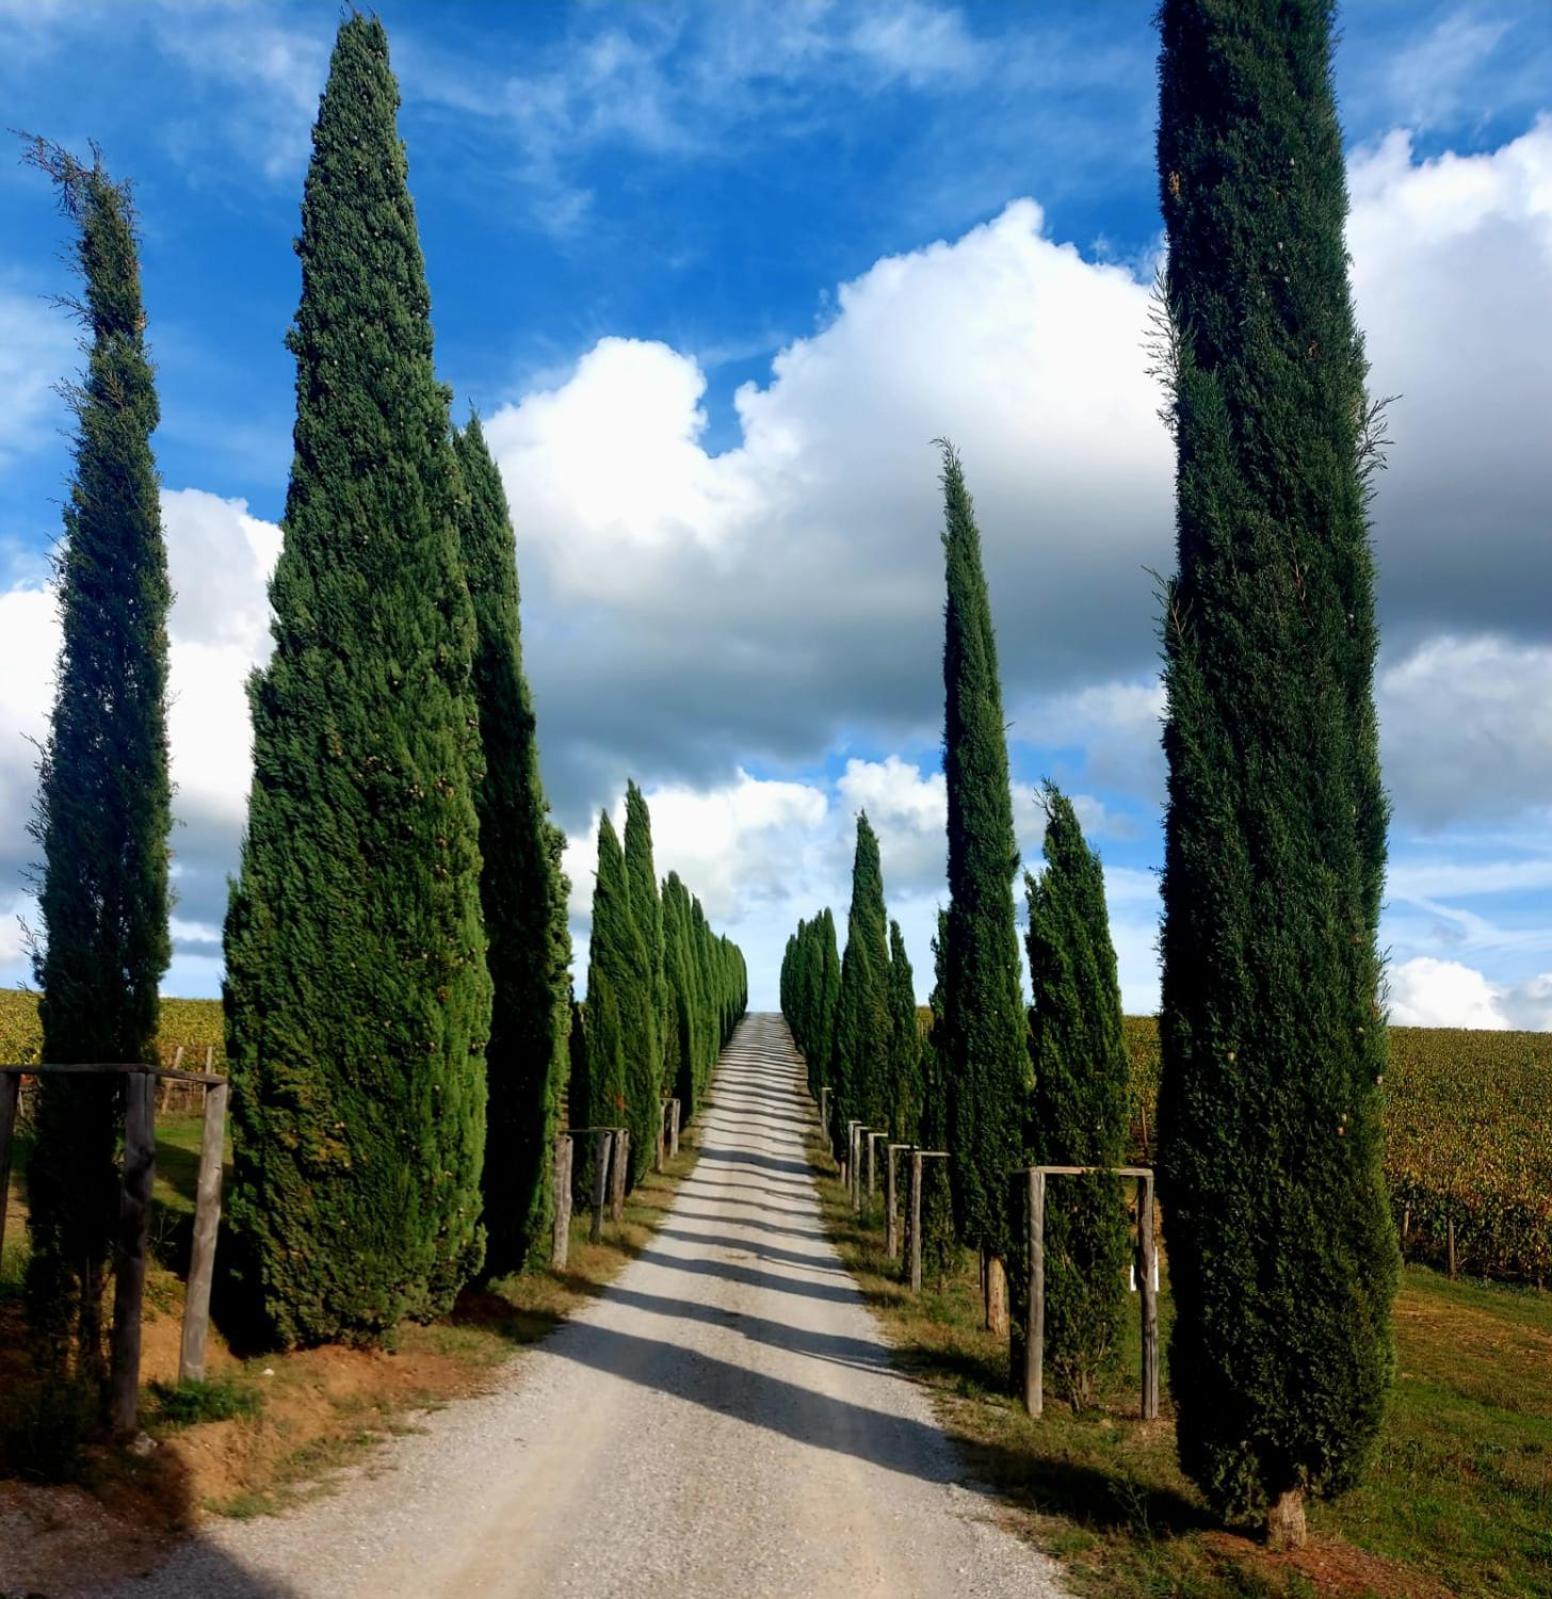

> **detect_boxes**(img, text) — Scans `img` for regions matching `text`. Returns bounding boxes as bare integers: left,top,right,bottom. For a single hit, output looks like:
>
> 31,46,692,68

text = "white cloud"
0,286,73,465
1385,11,1512,131
1389,955,1511,1028
0,490,279,983
1350,119,1552,645
1379,633,1552,829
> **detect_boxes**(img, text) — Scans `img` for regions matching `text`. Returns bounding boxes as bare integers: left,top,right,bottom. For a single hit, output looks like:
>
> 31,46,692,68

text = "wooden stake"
610,1129,629,1222
0,1072,18,1255
1139,1173,1159,1420
818,1086,830,1153
551,1134,574,1269
1025,1168,1045,1416
986,1253,1009,1337
178,1080,228,1383
110,1072,156,1433
590,1129,610,1243
655,1101,667,1173
909,1150,924,1292
668,1098,681,1158
885,1143,905,1258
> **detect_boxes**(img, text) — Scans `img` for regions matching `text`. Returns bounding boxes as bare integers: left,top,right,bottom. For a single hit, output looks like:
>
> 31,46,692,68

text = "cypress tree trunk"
23,142,171,1389
454,415,566,1275
1156,0,1397,1541
937,444,1027,1333
1024,785,1130,1411
831,814,892,1137
223,16,491,1348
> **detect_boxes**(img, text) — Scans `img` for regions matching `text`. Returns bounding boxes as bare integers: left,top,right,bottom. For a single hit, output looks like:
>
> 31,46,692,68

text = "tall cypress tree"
618,785,663,1179
887,921,924,1142
816,908,842,1101
1025,785,1130,1410
223,16,491,1348
453,414,566,1274
23,142,171,1385
831,814,891,1136
662,873,699,1120
938,443,1027,1330
583,813,632,1136
623,781,668,1091
1156,0,1396,1544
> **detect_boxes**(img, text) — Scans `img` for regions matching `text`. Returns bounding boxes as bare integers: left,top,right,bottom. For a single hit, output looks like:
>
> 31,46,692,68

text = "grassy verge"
811,1136,1552,1599
1,1118,705,1531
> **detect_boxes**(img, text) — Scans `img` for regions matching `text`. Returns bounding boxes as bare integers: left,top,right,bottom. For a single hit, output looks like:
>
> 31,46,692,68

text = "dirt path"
89,1013,1067,1599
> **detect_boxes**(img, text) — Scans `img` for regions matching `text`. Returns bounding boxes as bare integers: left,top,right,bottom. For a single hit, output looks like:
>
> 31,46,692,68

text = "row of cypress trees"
576,788,747,1185
780,817,923,1148
779,456,1132,1398
784,0,1397,1550
19,15,745,1369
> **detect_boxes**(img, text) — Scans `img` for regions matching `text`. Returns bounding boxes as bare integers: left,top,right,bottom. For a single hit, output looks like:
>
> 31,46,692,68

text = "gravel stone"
86,1013,1069,1599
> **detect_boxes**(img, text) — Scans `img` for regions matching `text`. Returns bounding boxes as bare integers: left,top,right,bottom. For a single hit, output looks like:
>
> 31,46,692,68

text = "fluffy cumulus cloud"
1,123,1549,1020
1388,957,1552,1032
0,489,279,990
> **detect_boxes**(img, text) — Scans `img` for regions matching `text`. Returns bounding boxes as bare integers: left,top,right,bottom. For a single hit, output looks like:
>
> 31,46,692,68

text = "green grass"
147,1375,262,1429
815,1138,1552,1599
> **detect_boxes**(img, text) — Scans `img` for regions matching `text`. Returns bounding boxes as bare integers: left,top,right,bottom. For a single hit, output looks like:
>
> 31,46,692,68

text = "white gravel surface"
86,1013,1069,1599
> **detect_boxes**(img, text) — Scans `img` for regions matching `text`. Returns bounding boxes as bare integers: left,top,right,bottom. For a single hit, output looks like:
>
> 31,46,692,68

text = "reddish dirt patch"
1205,1530,1455,1598
164,1336,483,1514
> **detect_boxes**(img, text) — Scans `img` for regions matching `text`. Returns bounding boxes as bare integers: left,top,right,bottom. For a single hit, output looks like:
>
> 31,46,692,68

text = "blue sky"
1,0,1549,1022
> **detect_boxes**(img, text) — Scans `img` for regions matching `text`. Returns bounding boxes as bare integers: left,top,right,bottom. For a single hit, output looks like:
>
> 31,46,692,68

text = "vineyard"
1123,1018,1552,1285
0,988,226,1069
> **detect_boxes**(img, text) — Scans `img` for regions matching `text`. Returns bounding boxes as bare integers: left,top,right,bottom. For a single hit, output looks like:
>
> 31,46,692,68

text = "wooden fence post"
885,1143,906,1258
551,1134,574,1269
1139,1172,1159,1420
610,1129,629,1222
591,1128,611,1243
909,1150,924,1293
1025,1167,1046,1418
0,1072,18,1255
669,1098,681,1159
178,1080,228,1383
655,1101,667,1173
111,1071,156,1433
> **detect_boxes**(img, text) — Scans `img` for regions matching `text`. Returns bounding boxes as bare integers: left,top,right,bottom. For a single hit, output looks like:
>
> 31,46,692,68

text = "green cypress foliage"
831,814,892,1134
222,16,491,1348
917,908,958,1280
622,782,668,1094
937,444,1027,1270
615,790,662,1181
23,142,171,1381
453,414,567,1274
662,873,700,1120
887,921,924,1142
816,909,842,1099
583,813,634,1138
1025,785,1131,1410
1155,0,1397,1532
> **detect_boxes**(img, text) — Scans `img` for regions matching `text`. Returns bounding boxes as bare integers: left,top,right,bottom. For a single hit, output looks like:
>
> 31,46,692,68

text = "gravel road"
90,1013,1068,1599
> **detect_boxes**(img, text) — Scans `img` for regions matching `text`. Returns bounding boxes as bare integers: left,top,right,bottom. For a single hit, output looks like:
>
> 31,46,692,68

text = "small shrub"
147,1375,261,1429
0,1377,99,1481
